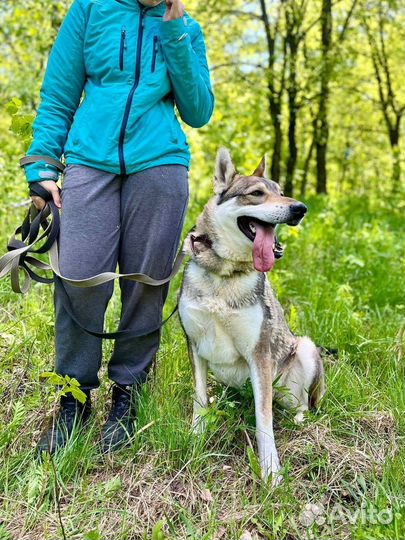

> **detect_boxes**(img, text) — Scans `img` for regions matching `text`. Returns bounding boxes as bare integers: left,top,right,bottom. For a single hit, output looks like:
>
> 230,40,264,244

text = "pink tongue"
252,221,275,272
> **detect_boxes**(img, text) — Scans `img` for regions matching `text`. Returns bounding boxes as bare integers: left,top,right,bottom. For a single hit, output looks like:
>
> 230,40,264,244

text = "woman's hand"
163,0,185,21
30,180,62,210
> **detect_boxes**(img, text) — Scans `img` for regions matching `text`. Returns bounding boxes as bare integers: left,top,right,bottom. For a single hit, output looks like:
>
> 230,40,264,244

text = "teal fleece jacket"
23,0,215,183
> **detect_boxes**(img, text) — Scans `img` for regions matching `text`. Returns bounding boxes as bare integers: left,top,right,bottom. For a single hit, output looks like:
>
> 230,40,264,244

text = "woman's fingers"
30,180,62,210
46,181,62,208
163,0,185,21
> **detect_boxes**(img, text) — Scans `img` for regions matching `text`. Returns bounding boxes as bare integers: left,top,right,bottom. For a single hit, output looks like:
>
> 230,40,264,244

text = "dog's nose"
289,202,307,217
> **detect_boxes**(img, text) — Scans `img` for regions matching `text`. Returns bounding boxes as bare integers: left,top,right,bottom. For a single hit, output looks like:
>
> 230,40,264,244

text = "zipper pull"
120,28,127,71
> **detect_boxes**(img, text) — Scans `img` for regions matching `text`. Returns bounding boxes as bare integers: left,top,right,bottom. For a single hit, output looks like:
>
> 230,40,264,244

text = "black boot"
36,390,92,455
101,383,137,453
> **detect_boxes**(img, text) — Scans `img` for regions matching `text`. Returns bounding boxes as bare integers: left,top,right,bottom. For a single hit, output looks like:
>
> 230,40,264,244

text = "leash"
0,155,194,339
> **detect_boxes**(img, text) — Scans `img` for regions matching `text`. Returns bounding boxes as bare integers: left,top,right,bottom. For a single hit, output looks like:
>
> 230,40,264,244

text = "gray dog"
178,148,325,484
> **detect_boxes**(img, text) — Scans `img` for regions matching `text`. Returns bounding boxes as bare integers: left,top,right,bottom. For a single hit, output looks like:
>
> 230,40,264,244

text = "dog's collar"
190,233,213,255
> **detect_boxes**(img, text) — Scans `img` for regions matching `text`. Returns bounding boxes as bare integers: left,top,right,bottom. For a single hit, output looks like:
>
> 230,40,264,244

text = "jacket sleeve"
22,0,87,183
160,16,215,129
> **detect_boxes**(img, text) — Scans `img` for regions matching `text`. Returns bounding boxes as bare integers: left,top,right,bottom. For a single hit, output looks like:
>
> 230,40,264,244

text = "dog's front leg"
249,360,282,486
187,339,208,433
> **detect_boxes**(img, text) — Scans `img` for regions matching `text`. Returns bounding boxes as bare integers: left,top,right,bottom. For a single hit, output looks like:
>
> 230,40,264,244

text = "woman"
23,0,214,453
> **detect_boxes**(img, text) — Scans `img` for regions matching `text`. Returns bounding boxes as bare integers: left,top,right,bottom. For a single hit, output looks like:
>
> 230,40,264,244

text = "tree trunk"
316,126,327,193
285,37,298,197
315,0,332,194
285,104,297,196
270,96,282,183
390,124,401,188
259,0,286,184
301,132,315,197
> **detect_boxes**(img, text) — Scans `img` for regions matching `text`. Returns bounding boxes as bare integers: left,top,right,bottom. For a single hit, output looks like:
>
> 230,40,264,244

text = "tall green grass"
0,193,404,539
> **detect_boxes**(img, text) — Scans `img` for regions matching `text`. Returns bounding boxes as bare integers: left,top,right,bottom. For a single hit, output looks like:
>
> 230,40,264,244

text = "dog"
177,148,325,484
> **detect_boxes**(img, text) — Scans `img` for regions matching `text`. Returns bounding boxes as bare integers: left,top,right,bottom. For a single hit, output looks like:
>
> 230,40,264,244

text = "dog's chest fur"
179,261,295,388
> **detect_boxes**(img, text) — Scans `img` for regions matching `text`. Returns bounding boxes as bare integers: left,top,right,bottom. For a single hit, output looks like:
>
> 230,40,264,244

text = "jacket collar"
114,0,167,16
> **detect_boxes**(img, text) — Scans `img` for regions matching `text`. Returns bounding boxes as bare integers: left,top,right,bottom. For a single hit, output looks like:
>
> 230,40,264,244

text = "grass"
0,190,404,539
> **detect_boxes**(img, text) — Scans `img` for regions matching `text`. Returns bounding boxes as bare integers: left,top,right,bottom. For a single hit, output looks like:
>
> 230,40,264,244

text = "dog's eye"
250,190,264,197
280,191,285,196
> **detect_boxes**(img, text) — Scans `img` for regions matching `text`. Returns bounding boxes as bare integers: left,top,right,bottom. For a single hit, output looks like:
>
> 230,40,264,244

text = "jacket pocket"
119,26,127,71
151,35,158,73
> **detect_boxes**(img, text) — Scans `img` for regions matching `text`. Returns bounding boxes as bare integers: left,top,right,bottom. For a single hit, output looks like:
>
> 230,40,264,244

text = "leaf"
247,447,261,479
40,372,65,385
197,407,210,417
5,97,22,115
69,386,88,404
104,477,122,496
84,531,101,540
151,520,166,540
40,371,56,378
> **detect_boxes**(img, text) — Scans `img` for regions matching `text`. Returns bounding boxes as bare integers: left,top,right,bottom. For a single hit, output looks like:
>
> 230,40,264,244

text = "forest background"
0,1,404,539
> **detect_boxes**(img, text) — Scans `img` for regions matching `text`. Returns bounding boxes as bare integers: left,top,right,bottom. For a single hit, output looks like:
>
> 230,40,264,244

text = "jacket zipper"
118,7,149,176
119,27,127,71
151,35,158,73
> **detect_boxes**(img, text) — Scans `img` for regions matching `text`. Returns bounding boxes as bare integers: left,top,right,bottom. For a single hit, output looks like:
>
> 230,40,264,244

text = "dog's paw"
262,467,283,487
294,411,306,424
261,456,283,487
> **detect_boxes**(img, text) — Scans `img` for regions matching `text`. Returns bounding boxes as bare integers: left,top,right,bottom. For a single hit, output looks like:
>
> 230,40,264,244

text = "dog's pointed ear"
214,147,236,194
252,154,270,178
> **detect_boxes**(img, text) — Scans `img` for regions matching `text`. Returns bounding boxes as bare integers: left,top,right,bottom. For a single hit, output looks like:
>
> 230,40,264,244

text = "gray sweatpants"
53,163,189,390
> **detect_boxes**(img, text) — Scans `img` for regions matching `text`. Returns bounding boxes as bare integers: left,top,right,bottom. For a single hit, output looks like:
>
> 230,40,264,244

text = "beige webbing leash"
1,174,189,288
49,234,188,289
0,155,193,338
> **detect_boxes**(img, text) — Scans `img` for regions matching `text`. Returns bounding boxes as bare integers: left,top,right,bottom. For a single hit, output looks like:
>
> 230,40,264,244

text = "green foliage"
40,371,88,404
0,524,12,540
84,531,102,540
6,97,34,150
247,446,262,480
1,0,404,195
151,520,167,540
